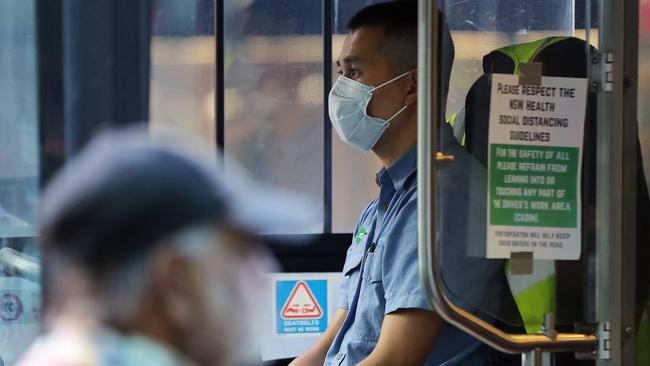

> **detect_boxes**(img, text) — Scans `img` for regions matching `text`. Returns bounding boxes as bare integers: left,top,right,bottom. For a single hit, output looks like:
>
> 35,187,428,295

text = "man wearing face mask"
292,1,505,365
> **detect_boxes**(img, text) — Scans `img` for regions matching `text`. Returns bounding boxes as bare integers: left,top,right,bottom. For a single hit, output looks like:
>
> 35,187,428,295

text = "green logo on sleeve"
354,227,367,244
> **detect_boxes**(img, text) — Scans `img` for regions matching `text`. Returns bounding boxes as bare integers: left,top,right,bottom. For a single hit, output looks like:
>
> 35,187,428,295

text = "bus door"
419,0,649,365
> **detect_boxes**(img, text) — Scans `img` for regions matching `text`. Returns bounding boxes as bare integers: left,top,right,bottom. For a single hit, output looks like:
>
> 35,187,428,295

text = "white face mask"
328,71,411,151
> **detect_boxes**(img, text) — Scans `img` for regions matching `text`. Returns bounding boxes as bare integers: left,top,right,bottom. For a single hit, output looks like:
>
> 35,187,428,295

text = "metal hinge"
602,53,614,92
598,321,611,359
574,322,607,360
589,51,613,93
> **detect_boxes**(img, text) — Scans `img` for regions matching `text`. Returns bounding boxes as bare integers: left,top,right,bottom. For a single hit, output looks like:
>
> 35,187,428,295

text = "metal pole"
596,0,640,364
323,0,333,233
215,0,225,152
522,349,552,366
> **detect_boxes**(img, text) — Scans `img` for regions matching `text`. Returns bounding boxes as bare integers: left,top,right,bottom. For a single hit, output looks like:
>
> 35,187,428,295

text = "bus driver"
291,1,505,365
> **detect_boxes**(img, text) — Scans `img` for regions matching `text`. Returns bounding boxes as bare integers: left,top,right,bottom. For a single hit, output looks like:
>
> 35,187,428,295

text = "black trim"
323,0,333,233
267,233,352,272
60,0,151,155
215,0,225,150
37,0,65,312
37,0,65,187
37,0,152,308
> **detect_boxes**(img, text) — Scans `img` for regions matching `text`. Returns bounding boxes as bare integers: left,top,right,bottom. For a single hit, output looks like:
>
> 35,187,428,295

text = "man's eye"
347,69,360,78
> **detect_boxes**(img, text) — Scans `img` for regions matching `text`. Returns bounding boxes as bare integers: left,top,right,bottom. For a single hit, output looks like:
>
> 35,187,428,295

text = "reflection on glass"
0,1,42,365
331,1,385,232
435,1,601,330
331,1,582,233
444,1,576,118
637,2,650,363
150,0,216,142
639,0,650,182
0,6,39,239
224,0,324,233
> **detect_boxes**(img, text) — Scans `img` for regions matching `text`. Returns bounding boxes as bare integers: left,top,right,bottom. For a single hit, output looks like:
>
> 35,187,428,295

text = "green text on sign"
489,144,579,228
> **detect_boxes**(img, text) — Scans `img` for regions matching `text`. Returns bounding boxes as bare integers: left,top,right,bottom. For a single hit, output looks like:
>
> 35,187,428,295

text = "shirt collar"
373,124,458,192
375,146,417,192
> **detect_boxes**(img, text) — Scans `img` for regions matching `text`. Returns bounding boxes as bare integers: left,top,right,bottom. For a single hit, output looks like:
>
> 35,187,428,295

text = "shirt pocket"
362,244,383,283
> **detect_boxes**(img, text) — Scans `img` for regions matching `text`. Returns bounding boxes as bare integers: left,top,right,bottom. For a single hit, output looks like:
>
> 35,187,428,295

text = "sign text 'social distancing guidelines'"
487,74,587,260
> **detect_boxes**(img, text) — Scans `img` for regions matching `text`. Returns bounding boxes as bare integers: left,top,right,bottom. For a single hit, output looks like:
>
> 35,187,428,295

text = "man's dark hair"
346,1,454,98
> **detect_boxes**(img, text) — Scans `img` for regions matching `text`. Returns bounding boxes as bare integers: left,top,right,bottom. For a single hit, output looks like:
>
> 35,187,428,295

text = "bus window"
445,1,583,119
150,0,216,143
222,0,398,233
224,0,325,233
0,1,41,365
331,1,385,232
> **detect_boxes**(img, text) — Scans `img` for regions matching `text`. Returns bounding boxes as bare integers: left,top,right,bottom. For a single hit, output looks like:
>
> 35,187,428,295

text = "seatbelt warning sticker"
0,277,41,366
487,74,587,260
262,273,340,360
275,280,327,335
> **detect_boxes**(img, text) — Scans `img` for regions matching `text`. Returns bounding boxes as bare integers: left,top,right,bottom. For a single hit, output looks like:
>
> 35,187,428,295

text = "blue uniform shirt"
324,124,506,365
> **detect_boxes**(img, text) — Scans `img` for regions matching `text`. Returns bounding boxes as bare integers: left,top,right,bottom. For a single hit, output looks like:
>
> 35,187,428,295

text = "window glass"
330,1,591,233
224,0,325,233
637,6,650,363
640,0,650,181
435,1,598,328
0,1,41,364
331,0,385,232
444,0,578,118
150,0,216,143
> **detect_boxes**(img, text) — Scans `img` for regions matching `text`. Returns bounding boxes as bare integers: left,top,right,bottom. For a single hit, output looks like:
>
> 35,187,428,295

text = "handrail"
0,247,41,282
415,0,598,355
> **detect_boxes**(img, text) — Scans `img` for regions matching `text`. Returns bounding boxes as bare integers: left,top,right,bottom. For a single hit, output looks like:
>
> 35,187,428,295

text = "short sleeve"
337,269,351,309
381,198,433,314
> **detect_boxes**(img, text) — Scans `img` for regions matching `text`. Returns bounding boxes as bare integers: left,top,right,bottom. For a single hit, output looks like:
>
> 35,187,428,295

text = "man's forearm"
289,342,330,366
289,308,348,366
355,309,442,366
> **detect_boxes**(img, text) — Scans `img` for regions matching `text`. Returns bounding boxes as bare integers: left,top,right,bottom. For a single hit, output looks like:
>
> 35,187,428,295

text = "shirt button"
336,354,343,360
383,203,389,210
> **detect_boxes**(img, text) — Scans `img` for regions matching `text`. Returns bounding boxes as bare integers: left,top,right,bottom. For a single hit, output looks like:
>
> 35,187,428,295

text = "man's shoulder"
357,196,380,221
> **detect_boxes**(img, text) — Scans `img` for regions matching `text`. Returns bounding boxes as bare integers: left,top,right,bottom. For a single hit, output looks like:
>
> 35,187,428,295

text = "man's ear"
151,248,200,328
404,70,418,106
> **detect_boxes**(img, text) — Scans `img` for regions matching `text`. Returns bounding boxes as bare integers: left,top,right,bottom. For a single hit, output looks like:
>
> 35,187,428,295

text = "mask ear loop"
371,70,413,126
382,104,409,126
370,70,413,93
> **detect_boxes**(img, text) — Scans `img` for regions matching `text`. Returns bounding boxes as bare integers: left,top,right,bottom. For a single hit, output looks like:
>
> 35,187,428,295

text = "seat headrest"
465,37,595,167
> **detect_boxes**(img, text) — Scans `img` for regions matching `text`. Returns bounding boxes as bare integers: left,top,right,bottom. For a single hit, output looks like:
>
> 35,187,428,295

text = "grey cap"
40,128,318,267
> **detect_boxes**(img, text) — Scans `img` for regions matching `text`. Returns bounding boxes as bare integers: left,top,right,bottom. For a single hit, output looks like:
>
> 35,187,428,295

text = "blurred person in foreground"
18,128,315,366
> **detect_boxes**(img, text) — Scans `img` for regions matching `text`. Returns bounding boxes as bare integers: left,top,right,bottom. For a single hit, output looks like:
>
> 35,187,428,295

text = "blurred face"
335,26,413,122
158,225,276,366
